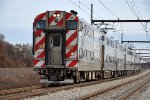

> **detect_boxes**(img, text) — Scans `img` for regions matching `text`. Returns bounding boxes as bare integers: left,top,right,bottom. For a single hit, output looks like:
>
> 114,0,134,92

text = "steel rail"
76,72,150,100
115,78,150,100
0,75,135,100
0,85,43,96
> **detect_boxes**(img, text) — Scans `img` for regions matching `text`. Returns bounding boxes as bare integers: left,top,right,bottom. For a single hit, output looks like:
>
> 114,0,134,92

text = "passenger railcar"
33,10,141,83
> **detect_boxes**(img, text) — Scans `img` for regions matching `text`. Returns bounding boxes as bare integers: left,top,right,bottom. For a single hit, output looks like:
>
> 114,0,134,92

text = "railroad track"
114,77,150,100
0,85,46,100
0,85,44,96
76,72,150,100
0,75,134,100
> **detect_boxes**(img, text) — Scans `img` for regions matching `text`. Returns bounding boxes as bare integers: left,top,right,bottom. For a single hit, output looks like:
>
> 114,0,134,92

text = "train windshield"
36,20,46,29
66,20,77,30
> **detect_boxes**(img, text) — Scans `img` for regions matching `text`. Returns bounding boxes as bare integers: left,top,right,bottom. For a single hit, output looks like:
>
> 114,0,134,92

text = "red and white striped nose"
48,11,64,27
65,12,79,68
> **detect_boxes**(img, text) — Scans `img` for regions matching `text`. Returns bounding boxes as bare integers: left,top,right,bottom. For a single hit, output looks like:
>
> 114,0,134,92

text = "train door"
45,32,65,81
46,33,63,65
51,33,62,65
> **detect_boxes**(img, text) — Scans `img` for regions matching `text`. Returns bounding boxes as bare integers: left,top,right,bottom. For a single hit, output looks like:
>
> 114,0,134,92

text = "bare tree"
0,33,5,40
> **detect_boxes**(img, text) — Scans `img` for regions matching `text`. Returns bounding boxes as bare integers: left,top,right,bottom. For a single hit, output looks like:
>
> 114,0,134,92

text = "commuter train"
33,10,141,83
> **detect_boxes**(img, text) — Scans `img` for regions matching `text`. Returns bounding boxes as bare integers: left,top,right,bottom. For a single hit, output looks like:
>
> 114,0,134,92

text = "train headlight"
53,14,56,17
71,52,74,56
38,52,41,55
57,14,60,17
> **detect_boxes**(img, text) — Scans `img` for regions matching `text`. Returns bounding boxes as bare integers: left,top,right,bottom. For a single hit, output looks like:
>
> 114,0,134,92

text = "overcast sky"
0,0,150,52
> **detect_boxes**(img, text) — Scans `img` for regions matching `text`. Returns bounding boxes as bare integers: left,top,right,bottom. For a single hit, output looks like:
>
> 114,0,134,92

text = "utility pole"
91,4,104,79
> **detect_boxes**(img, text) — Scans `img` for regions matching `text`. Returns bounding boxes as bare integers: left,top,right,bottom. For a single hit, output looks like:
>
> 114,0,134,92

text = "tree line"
0,33,33,68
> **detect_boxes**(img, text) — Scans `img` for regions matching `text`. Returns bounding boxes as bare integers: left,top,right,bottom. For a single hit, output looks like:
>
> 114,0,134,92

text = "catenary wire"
97,0,129,41
126,0,149,40
78,0,103,19
97,0,118,19
69,0,91,17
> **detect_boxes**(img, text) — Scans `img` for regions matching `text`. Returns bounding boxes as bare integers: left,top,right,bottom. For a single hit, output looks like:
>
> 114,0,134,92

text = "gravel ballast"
130,82,150,100
24,70,150,100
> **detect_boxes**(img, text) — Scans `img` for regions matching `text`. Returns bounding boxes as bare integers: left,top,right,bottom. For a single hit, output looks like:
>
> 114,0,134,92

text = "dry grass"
0,68,40,90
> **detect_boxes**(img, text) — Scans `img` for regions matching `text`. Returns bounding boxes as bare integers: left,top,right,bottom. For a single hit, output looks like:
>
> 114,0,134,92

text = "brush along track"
0,75,134,100
76,71,150,100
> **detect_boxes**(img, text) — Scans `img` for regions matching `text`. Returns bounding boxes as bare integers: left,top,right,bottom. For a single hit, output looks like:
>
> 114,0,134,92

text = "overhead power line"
70,0,103,20
78,0,103,19
97,0,118,19
69,0,91,16
132,0,143,19
131,0,149,40
127,0,139,18
126,0,150,40
97,0,130,41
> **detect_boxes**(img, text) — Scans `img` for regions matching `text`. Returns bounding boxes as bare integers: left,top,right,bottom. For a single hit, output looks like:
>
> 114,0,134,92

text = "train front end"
33,10,79,83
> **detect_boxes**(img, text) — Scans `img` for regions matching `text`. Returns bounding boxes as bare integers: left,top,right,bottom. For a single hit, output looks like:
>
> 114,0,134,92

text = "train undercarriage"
35,68,141,84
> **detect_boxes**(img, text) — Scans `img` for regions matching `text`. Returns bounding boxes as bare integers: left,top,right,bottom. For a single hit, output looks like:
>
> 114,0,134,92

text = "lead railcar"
33,10,141,83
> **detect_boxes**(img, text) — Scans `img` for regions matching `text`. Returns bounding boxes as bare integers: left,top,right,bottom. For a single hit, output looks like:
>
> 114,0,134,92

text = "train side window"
108,56,110,62
84,25,87,36
117,59,119,63
109,56,111,63
87,51,90,60
79,48,83,58
106,38,109,46
90,51,94,60
110,56,112,63
85,50,88,58
110,41,113,47
112,57,114,62
110,40,112,47
94,51,99,61
112,42,114,48
106,56,108,62
88,30,91,38
106,38,108,45
92,30,94,38
106,55,109,62
87,29,90,37
84,31,87,36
